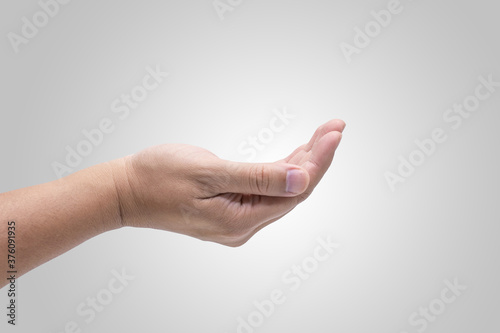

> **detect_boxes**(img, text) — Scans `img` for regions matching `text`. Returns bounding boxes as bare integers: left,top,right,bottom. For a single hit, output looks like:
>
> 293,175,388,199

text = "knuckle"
249,164,270,194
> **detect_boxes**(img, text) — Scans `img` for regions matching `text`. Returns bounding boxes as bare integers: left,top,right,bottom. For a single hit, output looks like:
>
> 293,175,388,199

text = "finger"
253,130,343,226
304,119,346,152
220,162,311,197
280,119,345,164
301,130,343,197
278,144,307,165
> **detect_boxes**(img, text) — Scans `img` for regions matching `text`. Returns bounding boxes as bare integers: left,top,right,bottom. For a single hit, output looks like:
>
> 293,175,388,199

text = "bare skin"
0,119,345,289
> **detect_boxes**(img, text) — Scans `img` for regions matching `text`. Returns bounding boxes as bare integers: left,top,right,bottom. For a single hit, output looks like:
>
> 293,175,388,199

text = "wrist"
72,161,126,233
108,156,139,229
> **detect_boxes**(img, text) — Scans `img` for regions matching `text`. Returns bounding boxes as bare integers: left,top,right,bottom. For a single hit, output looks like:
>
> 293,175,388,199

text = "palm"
217,119,345,240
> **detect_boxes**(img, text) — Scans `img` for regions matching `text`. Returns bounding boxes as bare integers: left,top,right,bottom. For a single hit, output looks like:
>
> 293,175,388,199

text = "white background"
1,0,499,332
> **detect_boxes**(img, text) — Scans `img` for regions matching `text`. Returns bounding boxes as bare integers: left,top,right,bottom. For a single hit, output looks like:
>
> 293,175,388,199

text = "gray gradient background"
1,0,499,332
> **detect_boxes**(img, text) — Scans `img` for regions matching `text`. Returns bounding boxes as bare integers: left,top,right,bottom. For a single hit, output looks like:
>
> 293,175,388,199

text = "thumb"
222,162,310,197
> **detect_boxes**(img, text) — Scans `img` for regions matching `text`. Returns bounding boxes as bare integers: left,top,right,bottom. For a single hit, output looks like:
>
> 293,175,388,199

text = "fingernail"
286,169,307,194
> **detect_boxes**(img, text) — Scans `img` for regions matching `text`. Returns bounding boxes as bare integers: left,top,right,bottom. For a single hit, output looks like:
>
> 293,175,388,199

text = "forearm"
0,161,123,288
0,120,344,288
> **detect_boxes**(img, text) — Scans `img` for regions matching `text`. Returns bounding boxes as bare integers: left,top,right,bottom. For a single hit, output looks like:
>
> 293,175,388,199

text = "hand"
113,119,346,246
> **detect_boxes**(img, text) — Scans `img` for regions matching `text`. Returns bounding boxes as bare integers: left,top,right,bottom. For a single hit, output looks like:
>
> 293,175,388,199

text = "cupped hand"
113,119,346,246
